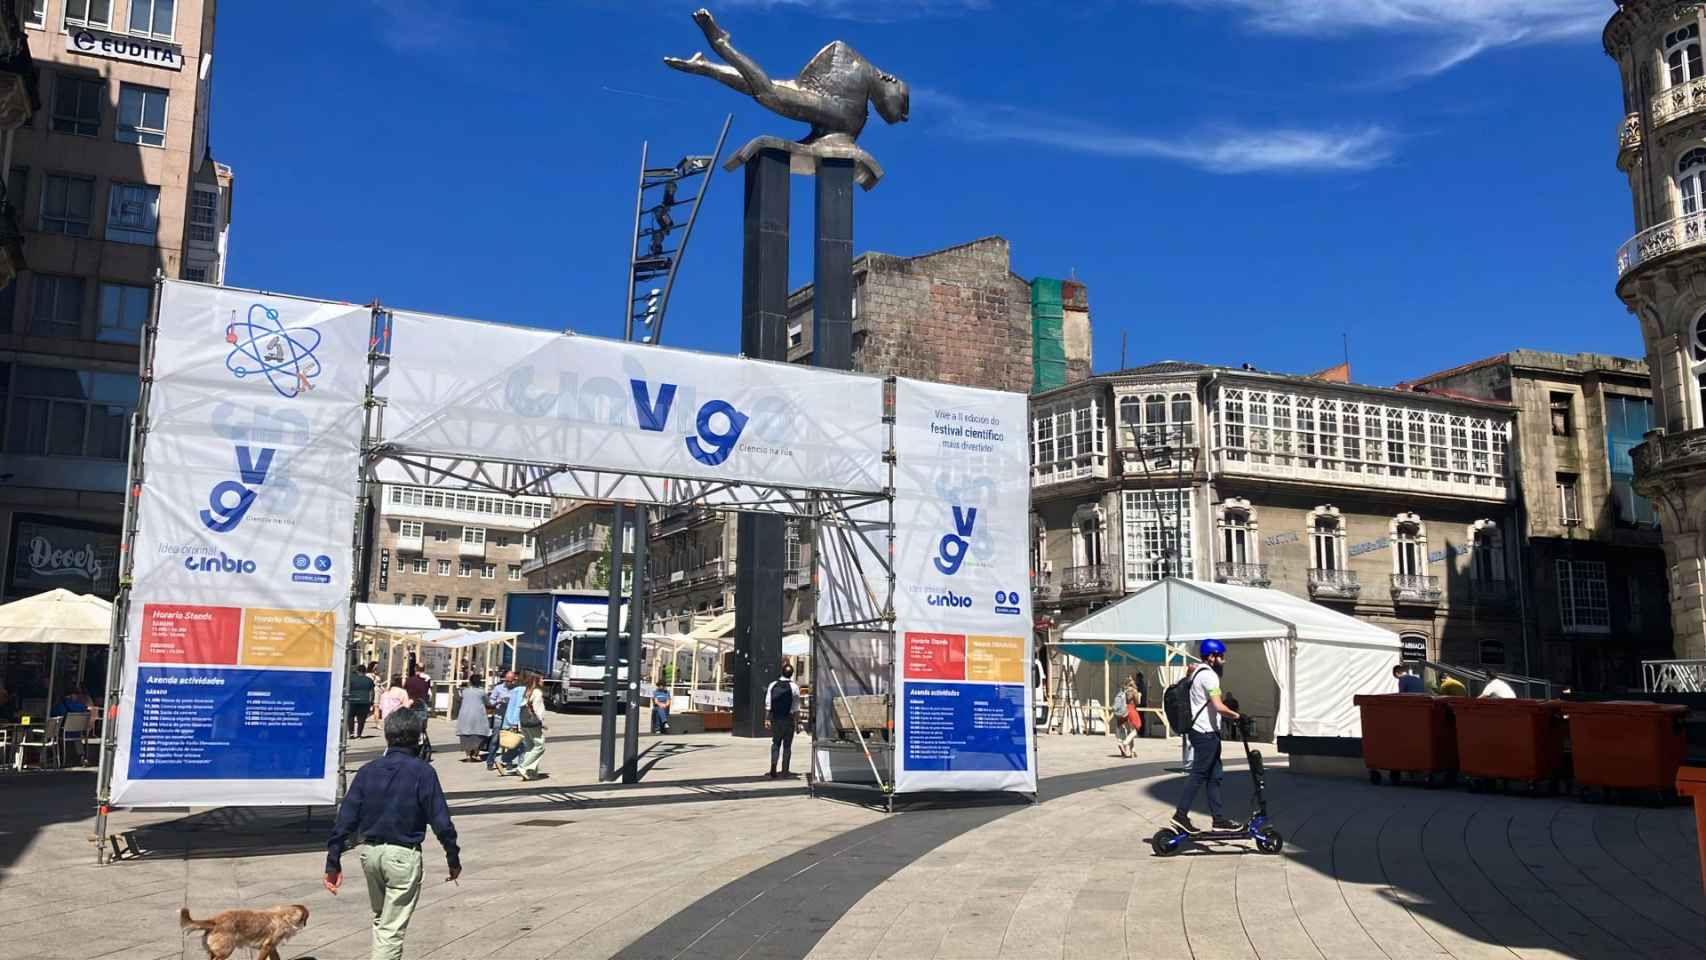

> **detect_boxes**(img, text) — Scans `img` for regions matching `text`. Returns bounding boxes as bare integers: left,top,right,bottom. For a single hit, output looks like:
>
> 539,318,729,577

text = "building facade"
368,484,557,632
1411,351,1670,688
524,500,626,593
0,0,231,604
1031,363,1524,670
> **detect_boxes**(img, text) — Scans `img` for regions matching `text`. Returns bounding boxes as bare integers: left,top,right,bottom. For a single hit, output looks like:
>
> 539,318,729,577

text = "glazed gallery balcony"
1616,212,1706,278
1306,568,1360,601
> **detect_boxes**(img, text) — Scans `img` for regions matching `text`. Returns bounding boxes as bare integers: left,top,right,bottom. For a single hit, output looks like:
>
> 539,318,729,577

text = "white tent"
355,603,440,631
0,588,112,645
1060,578,1400,737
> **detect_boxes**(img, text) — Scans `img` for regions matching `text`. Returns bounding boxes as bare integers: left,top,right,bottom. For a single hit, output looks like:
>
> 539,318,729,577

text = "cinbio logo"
183,552,256,575
927,590,974,609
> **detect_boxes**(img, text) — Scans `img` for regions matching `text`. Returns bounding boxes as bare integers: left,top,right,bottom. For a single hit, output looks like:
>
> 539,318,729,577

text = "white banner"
377,310,888,497
110,281,367,806
889,379,1035,794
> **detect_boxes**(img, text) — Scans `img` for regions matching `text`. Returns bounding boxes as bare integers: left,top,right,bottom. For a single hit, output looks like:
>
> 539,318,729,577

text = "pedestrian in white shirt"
1479,674,1518,699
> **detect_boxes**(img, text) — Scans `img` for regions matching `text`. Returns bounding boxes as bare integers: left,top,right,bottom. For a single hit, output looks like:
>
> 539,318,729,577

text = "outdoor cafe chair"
15,716,63,770
61,711,91,766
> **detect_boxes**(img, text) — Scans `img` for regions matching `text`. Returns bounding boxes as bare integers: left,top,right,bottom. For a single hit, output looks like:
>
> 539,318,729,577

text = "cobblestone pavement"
0,715,1700,959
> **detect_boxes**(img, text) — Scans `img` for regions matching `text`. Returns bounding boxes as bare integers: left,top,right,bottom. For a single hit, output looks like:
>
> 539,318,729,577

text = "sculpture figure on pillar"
665,7,909,149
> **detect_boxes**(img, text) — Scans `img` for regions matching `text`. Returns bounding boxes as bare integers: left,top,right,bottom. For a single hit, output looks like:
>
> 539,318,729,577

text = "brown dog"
179,904,309,960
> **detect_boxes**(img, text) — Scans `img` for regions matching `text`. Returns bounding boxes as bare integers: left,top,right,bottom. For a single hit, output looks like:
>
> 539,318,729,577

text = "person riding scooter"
1171,638,1242,835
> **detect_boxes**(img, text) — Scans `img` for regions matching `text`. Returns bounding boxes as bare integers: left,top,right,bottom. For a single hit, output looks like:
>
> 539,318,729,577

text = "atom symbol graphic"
224,303,322,399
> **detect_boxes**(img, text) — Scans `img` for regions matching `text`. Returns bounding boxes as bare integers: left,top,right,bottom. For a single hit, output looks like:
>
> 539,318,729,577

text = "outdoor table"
5,722,46,770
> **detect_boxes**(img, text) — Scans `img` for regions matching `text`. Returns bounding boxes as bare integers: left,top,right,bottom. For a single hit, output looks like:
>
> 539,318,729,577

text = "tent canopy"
1060,578,1400,737
355,603,440,631
435,630,520,650
0,588,112,645
782,633,811,657
690,611,736,641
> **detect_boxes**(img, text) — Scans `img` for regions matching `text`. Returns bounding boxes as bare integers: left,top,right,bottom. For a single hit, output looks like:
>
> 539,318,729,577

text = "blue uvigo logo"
631,380,749,467
934,506,977,576
199,446,275,533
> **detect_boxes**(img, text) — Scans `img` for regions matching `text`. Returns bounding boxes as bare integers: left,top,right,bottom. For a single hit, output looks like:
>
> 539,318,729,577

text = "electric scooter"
1149,713,1284,856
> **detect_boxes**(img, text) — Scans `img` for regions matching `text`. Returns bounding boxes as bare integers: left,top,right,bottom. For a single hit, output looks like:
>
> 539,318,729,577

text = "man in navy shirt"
325,710,461,960
1393,663,1425,694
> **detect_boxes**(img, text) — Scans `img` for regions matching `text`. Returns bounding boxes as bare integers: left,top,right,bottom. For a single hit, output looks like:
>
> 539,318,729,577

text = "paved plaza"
1,715,1702,960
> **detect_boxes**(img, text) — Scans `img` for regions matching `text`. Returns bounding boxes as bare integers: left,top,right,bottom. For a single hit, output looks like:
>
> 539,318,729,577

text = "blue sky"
212,1,1629,387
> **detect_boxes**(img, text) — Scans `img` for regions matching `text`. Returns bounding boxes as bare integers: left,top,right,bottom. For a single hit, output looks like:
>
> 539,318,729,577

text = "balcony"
1651,78,1706,131
1469,577,1513,608
784,570,810,590
395,533,423,553
1615,212,1706,278
1307,568,1360,602
1632,428,1706,493
1390,573,1442,606
1060,564,1118,596
458,540,486,558
1617,111,1641,162
1032,455,1110,489
1213,561,1270,588
648,559,734,594
1033,570,1061,603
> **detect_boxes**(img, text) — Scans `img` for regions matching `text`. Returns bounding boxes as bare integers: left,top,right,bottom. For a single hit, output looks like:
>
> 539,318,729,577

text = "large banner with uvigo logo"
110,281,367,806
890,379,1035,794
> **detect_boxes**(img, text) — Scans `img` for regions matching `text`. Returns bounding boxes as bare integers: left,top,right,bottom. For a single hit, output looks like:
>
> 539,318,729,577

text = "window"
1557,473,1581,525
1470,522,1503,584
1549,392,1573,436
456,597,471,614
51,75,101,137
1479,640,1506,667
481,563,495,580
438,559,450,576
1120,390,1195,449
1032,394,1107,483
410,594,426,607
785,521,803,572
5,366,136,459
462,526,486,545
1072,504,1105,569
1605,394,1657,526
508,565,521,581
432,595,447,612
480,598,496,616
398,519,423,539
523,533,536,553
1219,501,1254,565
64,0,110,28
25,0,43,28
31,275,83,338
8,166,27,214
1628,575,1643,632
1557,559,1610,633
1310,510,1344,571
116,84,168,146
458,561,471,578
128,0,175,38
788,322,803,348
433,527,450,542
393,593,405,604
41,174,94,236
107,183,160,244
412,558,427,574
96,283,147,344
182,263,209,283
1668,22,1703,87
1694,315,1706,423
1682,149,1706,217
1122,489,1194,586
1393,515,1425,577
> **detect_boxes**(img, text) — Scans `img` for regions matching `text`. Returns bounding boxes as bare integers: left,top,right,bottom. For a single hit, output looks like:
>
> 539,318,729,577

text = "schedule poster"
109,282,368,806
890,379,1036,794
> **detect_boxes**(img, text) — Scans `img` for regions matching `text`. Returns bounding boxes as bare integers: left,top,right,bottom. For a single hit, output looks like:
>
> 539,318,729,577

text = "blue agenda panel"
902,681,1029,772
129,666,331,780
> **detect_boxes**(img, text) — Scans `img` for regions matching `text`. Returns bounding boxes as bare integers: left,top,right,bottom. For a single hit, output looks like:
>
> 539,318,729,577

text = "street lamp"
1127,425,1201,580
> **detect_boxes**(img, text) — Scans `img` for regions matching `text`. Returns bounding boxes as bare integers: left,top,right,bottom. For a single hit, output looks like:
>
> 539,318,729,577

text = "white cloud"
722,0,989,21
1163,0,1604,76
926,88,1393,173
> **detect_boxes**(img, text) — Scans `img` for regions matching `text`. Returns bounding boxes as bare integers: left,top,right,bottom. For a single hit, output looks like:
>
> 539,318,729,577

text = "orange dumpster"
1354,694,1456,787
1446,697,1566,794
1680,767,1706,897
1564,701,1687,792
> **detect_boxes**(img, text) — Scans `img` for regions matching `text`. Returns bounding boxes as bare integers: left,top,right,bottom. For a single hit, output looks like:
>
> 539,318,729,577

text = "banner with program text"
109,281,368,806
890,378,1035,794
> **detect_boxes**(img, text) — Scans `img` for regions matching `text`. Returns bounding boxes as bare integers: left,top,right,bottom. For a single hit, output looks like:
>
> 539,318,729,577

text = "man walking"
403,665,432,759
486,669,518,770
325,710,461,960
347,663,376,738
1171,638,1241,836
764,661,801,779
1393,663,1425,693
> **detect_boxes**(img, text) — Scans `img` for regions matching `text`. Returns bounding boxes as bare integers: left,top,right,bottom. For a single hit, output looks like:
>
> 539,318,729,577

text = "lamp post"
1128,425,1201,581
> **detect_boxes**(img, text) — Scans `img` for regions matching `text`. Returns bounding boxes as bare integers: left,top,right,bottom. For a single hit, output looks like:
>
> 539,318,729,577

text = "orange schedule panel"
966,635,1025,682
904,632,965,681
140,604,240,665
240,608,334,668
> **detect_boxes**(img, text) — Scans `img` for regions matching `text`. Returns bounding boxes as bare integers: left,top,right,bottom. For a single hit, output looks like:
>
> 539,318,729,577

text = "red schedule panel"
140,604,240,665
905,632,966,681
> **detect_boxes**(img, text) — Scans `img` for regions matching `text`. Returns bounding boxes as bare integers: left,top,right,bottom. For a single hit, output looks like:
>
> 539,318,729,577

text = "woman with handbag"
515,671,549,782
495,676,527,776
454,673,489,762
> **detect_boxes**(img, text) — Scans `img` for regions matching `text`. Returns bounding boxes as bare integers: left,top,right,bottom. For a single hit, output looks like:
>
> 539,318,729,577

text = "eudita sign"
6,515,120,599
66,28,183,70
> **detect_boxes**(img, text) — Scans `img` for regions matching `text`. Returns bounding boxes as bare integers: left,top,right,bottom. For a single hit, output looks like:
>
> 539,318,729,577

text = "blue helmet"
1199,638,1227,658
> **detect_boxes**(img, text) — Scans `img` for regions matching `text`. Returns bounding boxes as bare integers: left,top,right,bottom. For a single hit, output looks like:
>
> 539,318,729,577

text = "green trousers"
361,842,423,960
518,727,546,775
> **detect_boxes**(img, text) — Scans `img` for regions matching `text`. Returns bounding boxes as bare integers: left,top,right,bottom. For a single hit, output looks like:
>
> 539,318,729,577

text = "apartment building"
0,0,232,602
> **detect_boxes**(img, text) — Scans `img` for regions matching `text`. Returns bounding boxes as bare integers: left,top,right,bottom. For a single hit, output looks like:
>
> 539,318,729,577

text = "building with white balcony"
1031,362,1524,668
1605,1,1706,662
367,484,562,632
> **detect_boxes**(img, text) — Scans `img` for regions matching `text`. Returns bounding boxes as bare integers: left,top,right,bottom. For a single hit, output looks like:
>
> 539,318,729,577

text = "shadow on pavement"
0,769,99,876
116,804,336,861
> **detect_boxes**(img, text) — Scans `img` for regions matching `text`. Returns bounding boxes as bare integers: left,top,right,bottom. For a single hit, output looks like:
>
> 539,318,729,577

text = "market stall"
0,589,115,767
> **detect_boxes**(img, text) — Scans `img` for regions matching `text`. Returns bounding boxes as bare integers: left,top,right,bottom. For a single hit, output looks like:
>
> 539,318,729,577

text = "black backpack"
1163,666,1200,733
770,679,795,716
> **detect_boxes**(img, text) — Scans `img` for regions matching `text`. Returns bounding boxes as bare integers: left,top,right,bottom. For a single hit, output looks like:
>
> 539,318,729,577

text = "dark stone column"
598,503,626,780
621,509,649,781
813,158,855,371
733,148,789,739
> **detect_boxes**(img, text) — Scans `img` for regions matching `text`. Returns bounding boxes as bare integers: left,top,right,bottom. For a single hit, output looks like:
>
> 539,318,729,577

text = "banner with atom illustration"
111,281,369,806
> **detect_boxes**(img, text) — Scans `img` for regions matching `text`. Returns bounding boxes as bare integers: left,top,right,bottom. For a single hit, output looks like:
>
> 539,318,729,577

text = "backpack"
1111,690,1126,714
1163,666,1201,733
769,680,795,716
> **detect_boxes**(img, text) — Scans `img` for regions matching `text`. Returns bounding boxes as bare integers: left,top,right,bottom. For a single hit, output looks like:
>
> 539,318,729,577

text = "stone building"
1030,363,1524,670
524,501,626,593
0,0,232,605
368,484,559,632
1409,351,1670,688
1605,0,1706,662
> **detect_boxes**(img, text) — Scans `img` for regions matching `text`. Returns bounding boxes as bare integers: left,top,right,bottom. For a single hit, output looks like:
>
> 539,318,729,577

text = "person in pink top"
378,675,412,720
